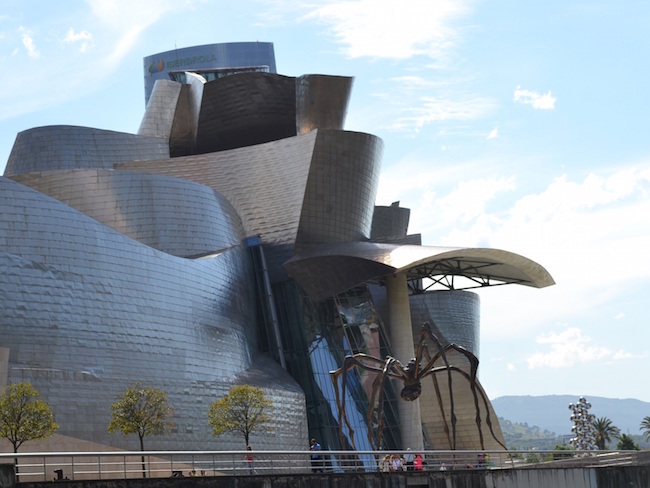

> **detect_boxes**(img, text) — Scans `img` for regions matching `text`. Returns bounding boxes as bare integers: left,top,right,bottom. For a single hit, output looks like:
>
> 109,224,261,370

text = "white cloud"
390,95,497,133
0,1,202,122
527,328,612,368
19,27,39,59
447,164,650,283
380,155,650,341
63,28,94,53
514,86,556,110
85,0,179,66
432,176,516,226
487,127,498,139
506,363,515,371
303,0,471,61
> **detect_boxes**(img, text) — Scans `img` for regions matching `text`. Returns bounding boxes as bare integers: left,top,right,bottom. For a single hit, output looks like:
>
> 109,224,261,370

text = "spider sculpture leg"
420,322,506,450
423,362,507,450
330,354,404,451
417,322,458,449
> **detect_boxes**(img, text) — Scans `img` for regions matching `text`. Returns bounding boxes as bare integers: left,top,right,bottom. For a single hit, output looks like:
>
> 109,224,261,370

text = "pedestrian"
310,438,323,472
381,454,391,472
414,453,424,471
245,445,256,474
391,454,404,471
404,448,414,471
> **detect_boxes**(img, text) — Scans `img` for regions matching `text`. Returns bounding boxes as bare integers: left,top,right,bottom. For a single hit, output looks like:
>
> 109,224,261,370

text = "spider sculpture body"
330,321,506,451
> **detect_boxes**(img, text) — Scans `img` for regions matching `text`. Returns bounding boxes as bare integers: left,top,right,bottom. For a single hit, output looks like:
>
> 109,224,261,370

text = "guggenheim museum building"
0,42,554,455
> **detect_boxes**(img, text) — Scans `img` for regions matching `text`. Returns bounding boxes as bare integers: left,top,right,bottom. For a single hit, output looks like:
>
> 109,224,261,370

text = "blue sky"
1,1,649,406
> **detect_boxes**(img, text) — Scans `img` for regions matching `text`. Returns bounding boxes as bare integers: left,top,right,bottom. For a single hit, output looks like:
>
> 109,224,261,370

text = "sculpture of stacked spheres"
569,397,597,450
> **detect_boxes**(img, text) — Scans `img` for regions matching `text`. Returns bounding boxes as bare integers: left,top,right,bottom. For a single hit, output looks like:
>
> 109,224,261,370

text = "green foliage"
498,417,563,450
525,452,542,463
616,433,640,451
551,444,574,460
593,417,621,450
208,384,273,447
108,382,174,451
0,383,58,453
641,416,650,441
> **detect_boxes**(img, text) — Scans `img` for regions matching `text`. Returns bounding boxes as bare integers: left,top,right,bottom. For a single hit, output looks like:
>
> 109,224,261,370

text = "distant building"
143,41,276,105
0,42,553,456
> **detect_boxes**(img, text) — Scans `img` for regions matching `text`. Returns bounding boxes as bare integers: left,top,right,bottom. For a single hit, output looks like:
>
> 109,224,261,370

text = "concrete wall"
9,466,650,488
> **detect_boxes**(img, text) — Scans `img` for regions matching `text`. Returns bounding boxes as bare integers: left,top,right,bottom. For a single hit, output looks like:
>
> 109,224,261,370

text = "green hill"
492,395,650,449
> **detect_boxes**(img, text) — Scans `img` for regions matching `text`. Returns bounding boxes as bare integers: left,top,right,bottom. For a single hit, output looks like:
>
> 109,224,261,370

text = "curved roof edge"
284,240,555,301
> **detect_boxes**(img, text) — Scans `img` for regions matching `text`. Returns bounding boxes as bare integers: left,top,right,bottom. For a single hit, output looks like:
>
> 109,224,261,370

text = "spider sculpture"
330,321,506,451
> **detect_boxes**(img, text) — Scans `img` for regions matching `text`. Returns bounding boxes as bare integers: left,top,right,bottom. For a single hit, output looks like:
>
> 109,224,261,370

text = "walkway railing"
0,449,638,482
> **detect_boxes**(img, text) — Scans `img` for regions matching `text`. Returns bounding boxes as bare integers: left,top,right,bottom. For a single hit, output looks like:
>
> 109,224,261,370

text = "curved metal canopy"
284,241,555,301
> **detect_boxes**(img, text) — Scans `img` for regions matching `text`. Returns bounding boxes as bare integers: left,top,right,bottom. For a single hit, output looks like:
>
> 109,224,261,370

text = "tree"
208,384,273,447
616,433,640,451
108,382,174,478
593,417,620,450
0,383,58,453
640,416,650,441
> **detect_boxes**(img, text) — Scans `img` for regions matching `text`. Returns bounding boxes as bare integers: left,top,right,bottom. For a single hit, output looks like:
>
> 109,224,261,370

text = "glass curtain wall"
274,282,402,461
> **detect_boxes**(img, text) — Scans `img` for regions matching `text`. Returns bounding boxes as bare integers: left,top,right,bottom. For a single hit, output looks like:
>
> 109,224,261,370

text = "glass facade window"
275,282,402,463
168,65,271,84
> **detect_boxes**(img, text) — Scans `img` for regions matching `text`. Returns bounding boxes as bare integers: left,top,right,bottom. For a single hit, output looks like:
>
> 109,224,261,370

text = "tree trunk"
139,435,146,478
13,443,19,476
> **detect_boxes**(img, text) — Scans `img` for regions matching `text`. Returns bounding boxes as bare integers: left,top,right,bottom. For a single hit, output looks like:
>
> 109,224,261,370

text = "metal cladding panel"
296,75,353,135
405,291,506,450
196,72,297,153
0,176,306,451
285,241,555,301
417,348,506,451
295,129,384,250
5,126,169,177
171,74,205,157
409,290,480,357
11,169,246,257
371,203,411,240
138,79,183,138
118,131,318,281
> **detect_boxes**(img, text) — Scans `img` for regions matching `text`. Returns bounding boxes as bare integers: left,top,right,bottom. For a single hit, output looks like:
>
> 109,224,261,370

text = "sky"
1,1,649,407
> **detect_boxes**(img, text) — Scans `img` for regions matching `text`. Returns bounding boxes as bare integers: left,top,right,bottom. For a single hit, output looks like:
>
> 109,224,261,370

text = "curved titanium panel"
119,131,318,246
295,129,384,249
0,176,306,451
408,292,505,449
196,72,296,153
409,290,480,357
418,348,506,450
171,73,205,157
10,169,246,257
4,126,169,177
296,75,353,135
371,202,411,240
138,79,183,138
285,240,555,300
118,131,319,282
